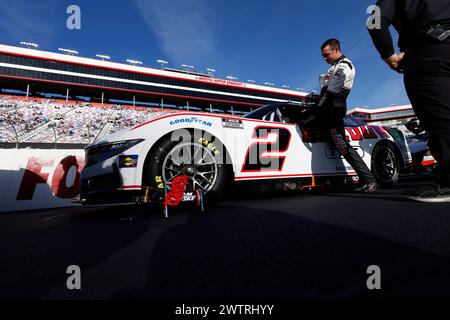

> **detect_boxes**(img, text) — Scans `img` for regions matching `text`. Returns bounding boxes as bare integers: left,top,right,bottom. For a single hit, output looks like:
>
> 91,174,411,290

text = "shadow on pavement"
112,204,450,300
0,206,150,299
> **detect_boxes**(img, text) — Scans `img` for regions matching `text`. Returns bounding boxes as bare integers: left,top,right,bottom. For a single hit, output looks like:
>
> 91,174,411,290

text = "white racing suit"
307,55,376,184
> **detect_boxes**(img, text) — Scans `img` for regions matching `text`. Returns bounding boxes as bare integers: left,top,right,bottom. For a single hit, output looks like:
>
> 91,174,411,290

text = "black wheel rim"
375,147,396,181
162,142,218,194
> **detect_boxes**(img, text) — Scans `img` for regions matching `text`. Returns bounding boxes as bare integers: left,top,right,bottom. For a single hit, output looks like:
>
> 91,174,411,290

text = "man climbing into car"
302,38,378,193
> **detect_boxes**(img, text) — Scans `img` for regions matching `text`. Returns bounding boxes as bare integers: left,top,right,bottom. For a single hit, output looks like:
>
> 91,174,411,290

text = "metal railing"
0,122,95,149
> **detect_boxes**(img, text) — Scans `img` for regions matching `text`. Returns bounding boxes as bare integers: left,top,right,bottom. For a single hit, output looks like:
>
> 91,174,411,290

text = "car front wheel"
146,134,227,203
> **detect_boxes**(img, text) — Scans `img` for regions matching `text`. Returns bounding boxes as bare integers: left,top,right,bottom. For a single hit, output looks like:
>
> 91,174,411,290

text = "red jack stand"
140,175,206,218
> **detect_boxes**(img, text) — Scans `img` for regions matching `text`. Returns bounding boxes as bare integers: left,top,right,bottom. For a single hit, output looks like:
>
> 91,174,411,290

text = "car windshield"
243,104,283,122
245,105,366,127
243,105,277,120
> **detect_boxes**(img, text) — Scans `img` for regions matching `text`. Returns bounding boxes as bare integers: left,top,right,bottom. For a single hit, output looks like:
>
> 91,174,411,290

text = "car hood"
88,129,130,147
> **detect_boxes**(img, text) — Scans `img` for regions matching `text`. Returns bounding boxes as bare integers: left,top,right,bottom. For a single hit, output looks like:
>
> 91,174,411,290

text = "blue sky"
0,0,410,109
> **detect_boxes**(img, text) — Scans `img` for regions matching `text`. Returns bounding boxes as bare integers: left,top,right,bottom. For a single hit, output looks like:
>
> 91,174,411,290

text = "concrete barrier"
0,149,85,213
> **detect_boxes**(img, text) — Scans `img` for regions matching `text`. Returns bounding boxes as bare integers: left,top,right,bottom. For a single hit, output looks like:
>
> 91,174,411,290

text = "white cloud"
133,0,217,66
0,1,56,44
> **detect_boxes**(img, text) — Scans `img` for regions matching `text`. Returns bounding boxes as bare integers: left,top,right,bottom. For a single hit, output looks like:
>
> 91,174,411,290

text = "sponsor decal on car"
222,118,243,129
169,117,213,127
326,146,364,159
155,176,165,189
336,165,354,171
198,138,220,156
119,155,138,168
346,126,379,141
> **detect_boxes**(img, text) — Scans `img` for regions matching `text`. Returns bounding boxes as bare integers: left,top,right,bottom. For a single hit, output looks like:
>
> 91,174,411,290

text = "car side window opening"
245,104,314,124
262,110,281,122
277,106,303,124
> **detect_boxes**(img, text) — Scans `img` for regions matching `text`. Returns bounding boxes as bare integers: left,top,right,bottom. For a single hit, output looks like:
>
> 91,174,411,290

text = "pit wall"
0,149,85,213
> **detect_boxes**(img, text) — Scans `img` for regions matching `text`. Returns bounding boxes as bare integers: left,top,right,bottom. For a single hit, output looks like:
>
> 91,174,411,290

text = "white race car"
80,102,411,205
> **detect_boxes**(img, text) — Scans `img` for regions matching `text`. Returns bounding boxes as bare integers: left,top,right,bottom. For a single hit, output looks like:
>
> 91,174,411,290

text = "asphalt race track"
1,175,450,300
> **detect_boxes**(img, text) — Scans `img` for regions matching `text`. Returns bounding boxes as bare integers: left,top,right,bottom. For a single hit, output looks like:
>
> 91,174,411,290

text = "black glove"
303,92,321,105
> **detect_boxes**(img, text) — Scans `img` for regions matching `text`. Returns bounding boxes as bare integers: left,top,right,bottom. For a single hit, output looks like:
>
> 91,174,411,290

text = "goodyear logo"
119,155,138,168
169,117,212,127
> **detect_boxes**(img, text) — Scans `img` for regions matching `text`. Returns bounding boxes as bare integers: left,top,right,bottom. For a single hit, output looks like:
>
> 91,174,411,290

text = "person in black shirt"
368,0,450,202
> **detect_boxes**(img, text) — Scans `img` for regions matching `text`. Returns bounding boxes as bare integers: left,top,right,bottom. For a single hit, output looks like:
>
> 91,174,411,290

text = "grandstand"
348,105,417,136
0,43,309,147
0,95,175,145
0,44,307,114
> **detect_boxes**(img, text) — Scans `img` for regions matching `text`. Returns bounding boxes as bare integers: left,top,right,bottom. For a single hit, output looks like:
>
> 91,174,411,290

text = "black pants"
305,102,376,184
404,42,450,186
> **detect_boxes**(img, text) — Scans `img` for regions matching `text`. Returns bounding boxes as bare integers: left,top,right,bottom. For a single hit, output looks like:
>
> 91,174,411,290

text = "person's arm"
367,0,397,59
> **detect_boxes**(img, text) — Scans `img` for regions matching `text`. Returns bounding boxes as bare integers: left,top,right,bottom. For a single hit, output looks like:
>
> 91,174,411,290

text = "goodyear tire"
146,131,228,204
371,143,401,185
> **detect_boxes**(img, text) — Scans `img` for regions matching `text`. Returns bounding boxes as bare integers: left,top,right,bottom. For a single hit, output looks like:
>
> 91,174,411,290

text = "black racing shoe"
353,181,379,193
406,185,450,203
